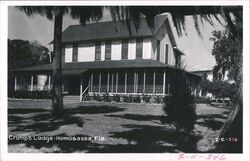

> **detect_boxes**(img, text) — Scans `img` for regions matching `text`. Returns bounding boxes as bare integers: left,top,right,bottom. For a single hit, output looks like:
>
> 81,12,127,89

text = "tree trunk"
52,11,64,117
216,65,243,152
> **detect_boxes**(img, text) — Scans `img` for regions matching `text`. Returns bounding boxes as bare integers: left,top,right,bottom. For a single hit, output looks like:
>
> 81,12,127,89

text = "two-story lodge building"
12,15,200,101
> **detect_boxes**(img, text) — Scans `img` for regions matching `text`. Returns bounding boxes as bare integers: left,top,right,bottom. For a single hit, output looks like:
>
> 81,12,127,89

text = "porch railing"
90,85,163,94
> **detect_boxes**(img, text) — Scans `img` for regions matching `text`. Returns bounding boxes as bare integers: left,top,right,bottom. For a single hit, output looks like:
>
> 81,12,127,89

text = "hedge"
8,90,51,99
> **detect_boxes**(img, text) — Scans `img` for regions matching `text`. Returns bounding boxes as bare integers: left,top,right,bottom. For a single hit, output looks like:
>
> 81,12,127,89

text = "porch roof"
12,59,200,79
13,59,179,72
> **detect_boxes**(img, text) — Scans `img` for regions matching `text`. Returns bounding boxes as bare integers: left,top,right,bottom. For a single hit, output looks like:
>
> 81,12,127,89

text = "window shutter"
72,44,78,62
136,38,143,59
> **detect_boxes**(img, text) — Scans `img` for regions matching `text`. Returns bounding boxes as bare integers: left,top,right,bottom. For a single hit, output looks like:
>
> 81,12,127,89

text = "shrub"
154,95,163,104
163,71,196,132
195,96,211,104
124,95,133,103
133,95,141,103
93,93,102,101
103,93,111,102
142,94,151,103
8,90,51,99
113,94,120,102
84,94,91,101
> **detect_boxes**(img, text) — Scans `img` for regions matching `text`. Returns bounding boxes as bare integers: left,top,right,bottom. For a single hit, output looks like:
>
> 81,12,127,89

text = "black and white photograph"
0,1,249,161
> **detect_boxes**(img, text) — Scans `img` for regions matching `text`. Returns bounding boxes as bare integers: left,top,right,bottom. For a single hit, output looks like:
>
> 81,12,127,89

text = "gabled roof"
55,15,169,44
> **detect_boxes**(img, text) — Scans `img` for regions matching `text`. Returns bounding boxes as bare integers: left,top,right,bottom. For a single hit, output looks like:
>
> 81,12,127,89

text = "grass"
8,99,230,153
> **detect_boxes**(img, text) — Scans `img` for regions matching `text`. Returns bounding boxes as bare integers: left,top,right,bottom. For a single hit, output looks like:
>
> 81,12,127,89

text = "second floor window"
165,44,169,64
156,40,160,61
175,53,181,67
105,40,112,60
95,41,101,61
72,44,78,62
136,38,143,59
121,39,128,59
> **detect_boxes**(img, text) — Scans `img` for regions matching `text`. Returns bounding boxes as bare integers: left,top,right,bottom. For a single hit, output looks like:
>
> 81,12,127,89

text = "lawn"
8,98,230,153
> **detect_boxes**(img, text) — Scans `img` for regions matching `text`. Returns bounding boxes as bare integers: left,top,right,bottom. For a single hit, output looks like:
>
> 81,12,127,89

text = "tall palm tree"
18,6,103,117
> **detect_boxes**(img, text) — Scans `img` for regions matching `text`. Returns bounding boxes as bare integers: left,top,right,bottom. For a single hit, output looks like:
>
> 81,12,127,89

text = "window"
105,40,112,60
95,41,101,61
121,39,128,59
136,38,143,59
175,53,181,67
156,40,160,61
72,44,78,62
165,44,169,64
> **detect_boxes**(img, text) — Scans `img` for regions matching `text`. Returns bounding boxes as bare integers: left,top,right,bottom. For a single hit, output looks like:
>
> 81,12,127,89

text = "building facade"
13,15,200,101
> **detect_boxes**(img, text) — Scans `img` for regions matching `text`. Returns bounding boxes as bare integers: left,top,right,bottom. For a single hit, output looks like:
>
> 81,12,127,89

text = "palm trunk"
52,11,64,117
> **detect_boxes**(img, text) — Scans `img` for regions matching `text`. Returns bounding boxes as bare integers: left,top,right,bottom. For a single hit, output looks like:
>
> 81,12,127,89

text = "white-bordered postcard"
0,1,249,161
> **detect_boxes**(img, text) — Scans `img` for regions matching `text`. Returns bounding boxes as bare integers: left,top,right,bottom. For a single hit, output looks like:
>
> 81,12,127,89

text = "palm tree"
17,6,103,117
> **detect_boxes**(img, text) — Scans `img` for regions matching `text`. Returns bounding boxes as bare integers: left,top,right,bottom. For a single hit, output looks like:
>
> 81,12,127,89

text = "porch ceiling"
62,69,88,76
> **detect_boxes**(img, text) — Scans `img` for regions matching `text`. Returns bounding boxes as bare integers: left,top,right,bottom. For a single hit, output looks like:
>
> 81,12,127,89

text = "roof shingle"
58,15,168,44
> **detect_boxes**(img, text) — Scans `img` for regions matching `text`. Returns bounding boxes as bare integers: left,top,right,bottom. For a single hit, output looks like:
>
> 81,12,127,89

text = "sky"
8,6,226,71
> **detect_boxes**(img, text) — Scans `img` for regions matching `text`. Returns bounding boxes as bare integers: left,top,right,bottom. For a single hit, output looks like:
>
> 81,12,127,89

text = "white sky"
8,6,226,71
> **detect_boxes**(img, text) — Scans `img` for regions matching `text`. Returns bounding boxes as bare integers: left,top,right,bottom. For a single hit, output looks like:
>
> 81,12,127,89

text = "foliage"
199,79,212,96
103,93,111,102
210,30,242,83
8,90,51,99
93,93,102,101
154,96,163,104
195,96,211,104
8,39,50,71
163,71,196,132
142,94,151,103
113,94,121,102
8,39,50,92
210,80,238,103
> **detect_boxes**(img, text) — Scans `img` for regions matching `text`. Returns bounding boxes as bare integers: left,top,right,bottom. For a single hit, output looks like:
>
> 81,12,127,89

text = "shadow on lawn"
105,114,165,122
196,114,228,130
8,105,125,133
8,125,202,153
9,106,201,153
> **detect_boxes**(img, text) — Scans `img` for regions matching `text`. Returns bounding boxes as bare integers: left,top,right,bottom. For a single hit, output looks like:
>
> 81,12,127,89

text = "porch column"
111,74,114,93
30,75,34,91
143,70,146,93
14,75,17,91
99,72,101,93
163,69,166,95
107,72,110,92
125,72,127,93
153,70,156,93
80,77,83,95
116,72,118,93
48,75,51,90
134,71,136,93
90,72,93,92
